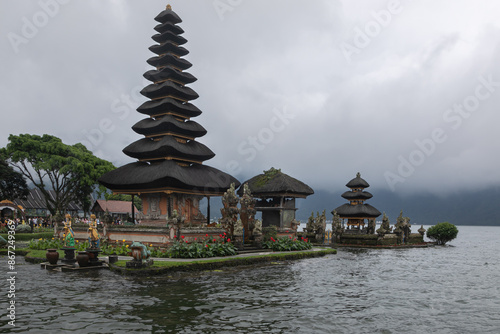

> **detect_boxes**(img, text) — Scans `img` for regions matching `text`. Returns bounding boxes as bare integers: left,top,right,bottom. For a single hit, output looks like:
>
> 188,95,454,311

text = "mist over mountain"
296,187,500,226
202,185,500,226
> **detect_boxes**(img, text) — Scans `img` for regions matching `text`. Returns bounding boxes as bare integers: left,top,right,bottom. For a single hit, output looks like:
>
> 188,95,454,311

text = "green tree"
0,158,29,200
426,222,459,245
1,134,115,215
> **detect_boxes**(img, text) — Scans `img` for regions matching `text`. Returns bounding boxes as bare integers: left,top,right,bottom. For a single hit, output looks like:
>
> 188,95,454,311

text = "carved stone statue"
233,219,244,236
306,212,316,233
418,225,426,236
239,183,256,241
220,183,239,236
401,216,411,242
253,219,262,235
381,213,392,233
88,214,100,249
166,209,185,239
130,241,151,260
62,215,75,248
332,210,344,243
367,218,376,235
316,210,326,241
393,210,411,243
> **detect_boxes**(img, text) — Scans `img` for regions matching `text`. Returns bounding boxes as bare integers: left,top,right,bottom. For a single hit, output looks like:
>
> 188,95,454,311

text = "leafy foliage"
262,225,278,242
255,167,282,187
15,224,32,233
263,236,312,251
0,159,29,200
28,237,63,250
1,134,115,214
26,236,237,258
165,237,237,258
426,222,459,245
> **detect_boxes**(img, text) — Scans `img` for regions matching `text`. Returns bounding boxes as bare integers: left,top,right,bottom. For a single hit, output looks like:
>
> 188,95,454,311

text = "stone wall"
337,232,424,246
56,225,227,247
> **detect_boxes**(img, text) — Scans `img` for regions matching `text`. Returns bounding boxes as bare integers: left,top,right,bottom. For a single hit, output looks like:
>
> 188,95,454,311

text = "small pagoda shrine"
99,5,240,225
238,168,314,230
333,172,381,232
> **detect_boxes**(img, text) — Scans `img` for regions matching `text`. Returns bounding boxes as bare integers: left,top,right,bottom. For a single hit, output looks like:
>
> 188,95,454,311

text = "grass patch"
0,248,64,263
110,248,337,276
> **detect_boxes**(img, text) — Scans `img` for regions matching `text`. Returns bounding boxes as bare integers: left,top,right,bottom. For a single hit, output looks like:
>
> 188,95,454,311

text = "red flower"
174,235,177,238
271,237,276,242
213,238,216,242
294,238,297,241
289,236,292,239
205,244,208,248
181,235,185,239
224,232,227,235
194,237,197,241
205,234,209,237
227,238,231,242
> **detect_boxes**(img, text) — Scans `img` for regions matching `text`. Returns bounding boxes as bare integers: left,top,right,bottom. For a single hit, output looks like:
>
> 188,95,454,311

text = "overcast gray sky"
1,0,499,196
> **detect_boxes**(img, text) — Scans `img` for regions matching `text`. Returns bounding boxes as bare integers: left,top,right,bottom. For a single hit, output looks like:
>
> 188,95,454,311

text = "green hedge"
0,232,54,241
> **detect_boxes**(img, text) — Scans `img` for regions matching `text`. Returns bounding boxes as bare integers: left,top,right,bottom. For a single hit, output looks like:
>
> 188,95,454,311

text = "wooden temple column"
279,196,284,229
131,194,135,223
206,196,210,225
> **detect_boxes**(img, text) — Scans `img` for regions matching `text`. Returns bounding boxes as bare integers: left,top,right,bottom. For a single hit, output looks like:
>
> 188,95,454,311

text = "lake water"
1,225,499,333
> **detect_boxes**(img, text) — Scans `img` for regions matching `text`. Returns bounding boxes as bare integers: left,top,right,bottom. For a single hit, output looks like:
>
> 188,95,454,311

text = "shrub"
263,236,312,251
262,225,278,242
15,224,32,233
426,222,458,245
166,238,237,258
28,238,63,250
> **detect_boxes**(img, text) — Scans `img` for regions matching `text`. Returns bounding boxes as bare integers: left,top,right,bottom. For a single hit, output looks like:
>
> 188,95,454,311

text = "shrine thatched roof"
332,203,381,218
341,191,373,200
237,168,314,198
346,172,370,188
98,160,240,196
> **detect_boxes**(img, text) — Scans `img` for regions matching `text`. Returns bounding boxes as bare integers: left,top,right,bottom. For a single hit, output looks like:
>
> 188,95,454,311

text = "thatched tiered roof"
333,172,381,219
99,5,239,196
238,168,314,198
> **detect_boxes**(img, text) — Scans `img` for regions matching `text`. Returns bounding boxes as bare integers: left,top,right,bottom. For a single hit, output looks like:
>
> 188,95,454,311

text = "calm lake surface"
1,225,499,333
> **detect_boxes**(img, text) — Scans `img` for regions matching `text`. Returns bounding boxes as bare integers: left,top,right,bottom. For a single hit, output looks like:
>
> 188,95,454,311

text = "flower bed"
263,236,312,251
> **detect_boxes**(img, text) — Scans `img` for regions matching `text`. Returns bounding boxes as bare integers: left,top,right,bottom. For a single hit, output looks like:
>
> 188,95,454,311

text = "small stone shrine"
238,168,313,230
332,173,426,247
333,172,381,233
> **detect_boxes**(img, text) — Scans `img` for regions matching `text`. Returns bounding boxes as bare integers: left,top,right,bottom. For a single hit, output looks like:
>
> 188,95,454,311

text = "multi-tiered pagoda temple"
99,5,240,225
333,172,381,230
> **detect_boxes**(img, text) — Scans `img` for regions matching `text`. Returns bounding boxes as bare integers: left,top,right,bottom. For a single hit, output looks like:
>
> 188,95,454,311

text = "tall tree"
1,134,115,215
0,158,29,200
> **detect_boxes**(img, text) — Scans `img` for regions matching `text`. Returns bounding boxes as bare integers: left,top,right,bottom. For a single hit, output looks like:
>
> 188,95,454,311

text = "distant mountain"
295,187,500,226
201,186,500,226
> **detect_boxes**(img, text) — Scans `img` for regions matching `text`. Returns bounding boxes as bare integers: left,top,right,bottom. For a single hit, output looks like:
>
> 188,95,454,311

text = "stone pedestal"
252,233,263,248
126,258,154,269
233,235,244,250
61,247,76,265
86,248,103,266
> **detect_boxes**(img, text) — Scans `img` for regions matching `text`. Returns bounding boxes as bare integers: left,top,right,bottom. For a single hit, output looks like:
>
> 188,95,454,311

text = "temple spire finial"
166,4,172,10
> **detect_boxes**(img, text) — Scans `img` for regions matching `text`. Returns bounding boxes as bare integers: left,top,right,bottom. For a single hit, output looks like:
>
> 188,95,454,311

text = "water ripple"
1,226,500,333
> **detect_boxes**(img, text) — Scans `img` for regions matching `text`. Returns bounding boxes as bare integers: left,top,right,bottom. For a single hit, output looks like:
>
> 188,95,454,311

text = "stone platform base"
336,233,425,246
126,259,154,269
40,262,109,271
